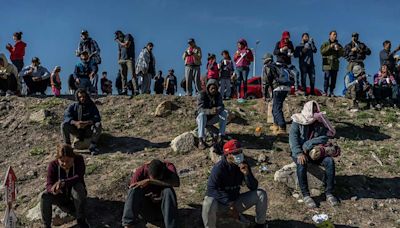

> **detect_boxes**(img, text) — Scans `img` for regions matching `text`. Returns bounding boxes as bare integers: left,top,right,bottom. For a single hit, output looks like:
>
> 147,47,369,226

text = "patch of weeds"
356,111,374,121
86,163,99,175
376,146,392,159
29,147,47,156
384,111,397,123
28,97,65,111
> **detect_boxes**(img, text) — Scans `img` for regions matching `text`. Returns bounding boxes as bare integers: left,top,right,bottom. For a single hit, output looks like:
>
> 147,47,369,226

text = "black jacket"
344,41,371,63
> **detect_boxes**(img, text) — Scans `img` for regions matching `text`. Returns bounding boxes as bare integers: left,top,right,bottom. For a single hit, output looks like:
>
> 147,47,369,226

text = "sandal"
303,196,317,208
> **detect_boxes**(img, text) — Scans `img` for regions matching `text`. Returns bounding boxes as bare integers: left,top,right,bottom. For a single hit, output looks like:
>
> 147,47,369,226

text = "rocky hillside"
0,94,400,228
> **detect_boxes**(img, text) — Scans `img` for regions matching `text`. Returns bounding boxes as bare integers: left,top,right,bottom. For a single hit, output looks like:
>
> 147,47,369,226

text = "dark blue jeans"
300,64,315,93
324,70,338,95
293,156,335,197
272,90,288,128
236,66,250,98
122,187,178,228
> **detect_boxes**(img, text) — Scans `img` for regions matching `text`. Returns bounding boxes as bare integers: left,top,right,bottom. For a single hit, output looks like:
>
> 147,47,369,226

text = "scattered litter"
370,152,383,166
259,165,268,173
312,214,334,227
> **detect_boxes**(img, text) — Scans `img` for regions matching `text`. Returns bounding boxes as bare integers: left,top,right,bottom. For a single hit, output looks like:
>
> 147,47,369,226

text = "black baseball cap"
188,38,195,44
352,32,359,37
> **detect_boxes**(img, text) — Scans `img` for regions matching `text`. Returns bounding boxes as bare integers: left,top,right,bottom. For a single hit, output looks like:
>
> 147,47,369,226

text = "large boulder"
170,132,195,154
26,202,74,226
29,109,51,123
274,162,325,192
155,101,179,117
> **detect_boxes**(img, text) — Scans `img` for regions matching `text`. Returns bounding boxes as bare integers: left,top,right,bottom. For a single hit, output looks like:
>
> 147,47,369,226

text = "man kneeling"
289,100,339,208
122,159,180,228
61,88,102,155
196,79,228,150
202,140,268,228
41,144,89,228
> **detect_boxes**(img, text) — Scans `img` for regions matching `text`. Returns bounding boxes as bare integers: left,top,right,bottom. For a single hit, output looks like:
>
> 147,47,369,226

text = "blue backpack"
276,66,292,86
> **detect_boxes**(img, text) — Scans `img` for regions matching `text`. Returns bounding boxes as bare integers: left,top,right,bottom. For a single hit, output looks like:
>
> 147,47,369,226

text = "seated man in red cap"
122,159,180,228
202,140,268,228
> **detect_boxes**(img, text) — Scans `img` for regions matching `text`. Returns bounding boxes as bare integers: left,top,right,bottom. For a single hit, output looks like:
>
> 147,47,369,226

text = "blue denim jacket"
289,122,329,158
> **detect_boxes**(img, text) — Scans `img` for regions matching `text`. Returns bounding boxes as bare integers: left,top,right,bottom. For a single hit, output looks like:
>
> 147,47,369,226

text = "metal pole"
253,40,260,77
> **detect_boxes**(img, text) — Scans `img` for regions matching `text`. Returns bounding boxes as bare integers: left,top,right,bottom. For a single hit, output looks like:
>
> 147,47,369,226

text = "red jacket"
6,41,27,61
130,161,177,195
207,61,219,79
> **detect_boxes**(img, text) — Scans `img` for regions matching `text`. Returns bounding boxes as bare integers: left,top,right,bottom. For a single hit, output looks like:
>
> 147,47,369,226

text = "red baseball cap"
223,139,242,155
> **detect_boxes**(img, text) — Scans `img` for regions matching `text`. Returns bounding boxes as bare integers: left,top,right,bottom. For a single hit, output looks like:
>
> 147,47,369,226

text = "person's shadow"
334,121,391,141
98,134,170,154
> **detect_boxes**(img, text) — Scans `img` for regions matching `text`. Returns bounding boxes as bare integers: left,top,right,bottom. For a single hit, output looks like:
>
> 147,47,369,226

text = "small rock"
387,123,393,128
170,132,195,154
357,141,365,146
155,101,179,117
29,109,51,123
27,201,74,225
257,154,267,163
292,193,300,199
351,196,358,201
310,189,322,196
396,219,400,224
367,221,375,226
297,199,304,203
209,147,222,164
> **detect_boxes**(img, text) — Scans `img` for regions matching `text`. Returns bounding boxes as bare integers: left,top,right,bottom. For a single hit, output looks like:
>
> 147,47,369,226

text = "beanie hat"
223,139,242,155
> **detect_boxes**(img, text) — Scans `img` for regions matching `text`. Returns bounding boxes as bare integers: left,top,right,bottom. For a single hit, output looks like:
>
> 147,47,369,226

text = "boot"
269,124,279,133
198,138,207,150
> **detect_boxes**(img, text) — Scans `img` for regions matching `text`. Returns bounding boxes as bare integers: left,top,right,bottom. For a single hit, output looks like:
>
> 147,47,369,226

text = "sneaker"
326,194,339,206
5,90,14,97
89,144,100,156
269,124,279,133
303,196,317,208
198,138,207,150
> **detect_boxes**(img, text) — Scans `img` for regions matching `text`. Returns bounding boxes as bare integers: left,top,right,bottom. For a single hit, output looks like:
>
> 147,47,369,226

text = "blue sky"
1,0,400,95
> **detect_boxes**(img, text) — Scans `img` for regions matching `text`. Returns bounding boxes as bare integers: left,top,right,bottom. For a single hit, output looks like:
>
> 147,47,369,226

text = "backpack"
275,65,292,86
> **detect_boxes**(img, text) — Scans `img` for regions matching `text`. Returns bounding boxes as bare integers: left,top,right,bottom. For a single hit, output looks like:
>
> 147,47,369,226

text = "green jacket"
320,40,344,71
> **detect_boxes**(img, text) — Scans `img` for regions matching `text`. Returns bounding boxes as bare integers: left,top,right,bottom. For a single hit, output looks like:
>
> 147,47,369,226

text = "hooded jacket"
6,40,26,61
289,101,335,158
183,45,202,66
135,47,156,76
197,79,224,116
0,53,20,91
234,39,254,68
19,64,51,80
46,155,86,195
344,41,371,63
320,40,344,71
273,32,295,65
206,156,258,205
63,92,101,125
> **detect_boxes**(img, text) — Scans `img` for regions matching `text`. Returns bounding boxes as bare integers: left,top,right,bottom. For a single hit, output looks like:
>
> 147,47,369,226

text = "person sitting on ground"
373,64,399,107
40,144,89,228
100,71,112,95
196,79,228,150
343,65,375,110
61,88,102,155
50,66,62,97
154,70,164,94
122,159,180,228
289,100,339,208
202,139,268,228
74,51,98,93
165,69,177,95
0,53,19,96
19,57,50,96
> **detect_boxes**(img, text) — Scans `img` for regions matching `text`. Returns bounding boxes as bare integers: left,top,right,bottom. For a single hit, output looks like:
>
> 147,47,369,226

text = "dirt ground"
0,94,400,228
